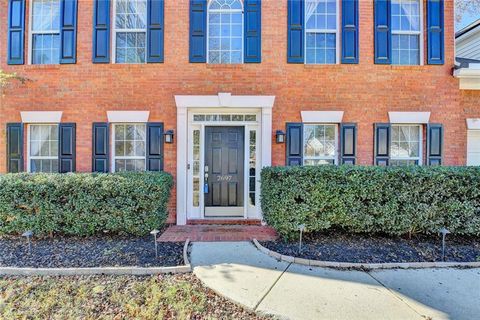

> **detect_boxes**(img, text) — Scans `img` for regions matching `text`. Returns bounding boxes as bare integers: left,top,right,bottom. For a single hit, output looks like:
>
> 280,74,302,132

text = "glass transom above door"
193,114,257,122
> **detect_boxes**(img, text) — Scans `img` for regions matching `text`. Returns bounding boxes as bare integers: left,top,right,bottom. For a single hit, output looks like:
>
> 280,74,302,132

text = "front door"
204,126,244,217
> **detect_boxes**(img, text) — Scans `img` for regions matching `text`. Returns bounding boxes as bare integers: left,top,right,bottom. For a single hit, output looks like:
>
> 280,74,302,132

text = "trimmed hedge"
261,166,480,240
0,172,173,236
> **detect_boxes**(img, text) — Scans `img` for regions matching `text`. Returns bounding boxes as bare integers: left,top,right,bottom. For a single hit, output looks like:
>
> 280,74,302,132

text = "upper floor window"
305,0,338,64
391,0,422,65
303,124,337,165
31,0,61,64
390,124,422,165
28,124,59,172
207,0,244,64
114,0,147,63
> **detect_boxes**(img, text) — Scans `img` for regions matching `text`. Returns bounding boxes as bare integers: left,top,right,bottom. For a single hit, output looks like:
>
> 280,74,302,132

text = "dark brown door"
204,126,244,215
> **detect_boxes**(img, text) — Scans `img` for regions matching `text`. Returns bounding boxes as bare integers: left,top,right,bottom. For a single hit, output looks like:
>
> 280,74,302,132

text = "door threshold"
187,218,263,226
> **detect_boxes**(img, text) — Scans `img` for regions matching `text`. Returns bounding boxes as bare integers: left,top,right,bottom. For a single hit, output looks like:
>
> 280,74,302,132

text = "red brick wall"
0,0,473,222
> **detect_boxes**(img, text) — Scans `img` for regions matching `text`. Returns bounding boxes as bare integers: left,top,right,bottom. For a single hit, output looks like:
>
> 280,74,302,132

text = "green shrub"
261,166,480,240
0,172,173,236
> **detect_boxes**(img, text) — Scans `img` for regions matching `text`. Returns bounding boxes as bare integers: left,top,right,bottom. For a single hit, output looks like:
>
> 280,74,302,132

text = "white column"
176,107,188,225
261,107,273,168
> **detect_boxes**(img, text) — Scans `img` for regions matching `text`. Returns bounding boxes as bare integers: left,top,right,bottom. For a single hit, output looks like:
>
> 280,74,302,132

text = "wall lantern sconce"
276,130,286,144
164,130,174,144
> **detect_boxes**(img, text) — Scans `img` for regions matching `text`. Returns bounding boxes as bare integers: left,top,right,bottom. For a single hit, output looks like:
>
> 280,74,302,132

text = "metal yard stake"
22,230,33,255
298,224,305,253
150,229,160,258
439,227,450,262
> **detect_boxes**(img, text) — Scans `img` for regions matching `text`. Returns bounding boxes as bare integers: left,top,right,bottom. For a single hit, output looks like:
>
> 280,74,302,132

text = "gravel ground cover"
0,274,268,319
261,232,480,263
0,236,184,268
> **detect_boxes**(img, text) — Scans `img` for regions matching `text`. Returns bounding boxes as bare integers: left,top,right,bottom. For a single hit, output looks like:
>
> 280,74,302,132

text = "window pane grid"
249,130,256,206
390,125,421,165
303,124,336,165
31,0,60,64
305,0,337,64
392,0,421,65
114,0,147,64
114,124,146,172
29,125,59,173
192,129,201,208
208,0,243,64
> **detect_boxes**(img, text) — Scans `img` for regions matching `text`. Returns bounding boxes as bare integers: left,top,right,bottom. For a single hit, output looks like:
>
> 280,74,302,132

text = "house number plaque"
216,175,232,182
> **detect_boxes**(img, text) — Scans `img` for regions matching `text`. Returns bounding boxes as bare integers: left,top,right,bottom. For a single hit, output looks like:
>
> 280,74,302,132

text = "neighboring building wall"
456,24,480,61
0,0,470,222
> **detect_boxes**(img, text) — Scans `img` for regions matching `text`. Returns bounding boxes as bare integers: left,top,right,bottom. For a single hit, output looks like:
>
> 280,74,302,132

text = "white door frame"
175,93,275,225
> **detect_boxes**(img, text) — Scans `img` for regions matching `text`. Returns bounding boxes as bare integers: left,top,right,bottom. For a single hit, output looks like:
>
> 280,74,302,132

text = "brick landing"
158,225,278,242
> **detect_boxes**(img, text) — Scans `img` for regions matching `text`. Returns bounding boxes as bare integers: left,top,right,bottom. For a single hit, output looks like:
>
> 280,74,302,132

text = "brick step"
187,219,263,226
158,225,278,242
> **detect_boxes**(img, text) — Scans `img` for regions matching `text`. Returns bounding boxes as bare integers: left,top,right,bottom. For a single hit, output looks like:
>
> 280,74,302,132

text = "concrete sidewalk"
190,242,480,320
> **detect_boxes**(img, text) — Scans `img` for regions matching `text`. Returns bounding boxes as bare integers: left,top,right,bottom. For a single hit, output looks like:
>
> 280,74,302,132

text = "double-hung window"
31,0,61,64
390,125,422,165
303,124,337,165
305,0,338,64
114,0,147,63
28,124,59,173
113,124,146,172
207,0,244,64
391,0,422,65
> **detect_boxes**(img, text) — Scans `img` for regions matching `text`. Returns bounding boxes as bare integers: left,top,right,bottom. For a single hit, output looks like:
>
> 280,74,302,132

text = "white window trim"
111,123,147,172
112,0,148,64
303,123,339,165
304,0,340,65
206,0,244,64
27,123,59,173
391,0,424,66
390,124,423,165
28,0,61,65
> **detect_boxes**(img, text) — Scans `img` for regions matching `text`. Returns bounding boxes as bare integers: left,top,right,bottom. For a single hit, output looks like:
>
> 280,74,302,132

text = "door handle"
204,165,209,173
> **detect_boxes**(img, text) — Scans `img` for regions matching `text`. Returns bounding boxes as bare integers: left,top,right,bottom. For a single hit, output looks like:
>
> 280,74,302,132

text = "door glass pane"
192,129,201,207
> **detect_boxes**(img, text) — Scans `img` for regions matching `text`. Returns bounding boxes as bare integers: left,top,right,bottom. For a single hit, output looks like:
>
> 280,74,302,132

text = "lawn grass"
0,274,267,320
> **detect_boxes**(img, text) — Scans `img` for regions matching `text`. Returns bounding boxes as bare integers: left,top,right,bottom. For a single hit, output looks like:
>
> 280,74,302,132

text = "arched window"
207,0,243,64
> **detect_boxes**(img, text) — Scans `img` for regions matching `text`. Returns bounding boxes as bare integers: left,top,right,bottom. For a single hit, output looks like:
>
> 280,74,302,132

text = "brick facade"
1,0,479,223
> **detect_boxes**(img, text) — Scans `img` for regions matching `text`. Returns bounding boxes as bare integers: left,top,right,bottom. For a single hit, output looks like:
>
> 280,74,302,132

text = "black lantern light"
164,130,174,143
276,130,286,143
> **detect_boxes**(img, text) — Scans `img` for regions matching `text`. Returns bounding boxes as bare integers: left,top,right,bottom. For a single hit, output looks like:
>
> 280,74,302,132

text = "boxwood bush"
0,172,173,236
261,166,480,240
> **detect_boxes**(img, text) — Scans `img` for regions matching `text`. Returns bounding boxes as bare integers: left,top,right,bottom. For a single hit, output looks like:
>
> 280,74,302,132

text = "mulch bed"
260,231,480,263
0,236,184,268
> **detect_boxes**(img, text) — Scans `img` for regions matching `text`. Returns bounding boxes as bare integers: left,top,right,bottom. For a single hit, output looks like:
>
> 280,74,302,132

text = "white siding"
457,29,480,61
467,130,480,166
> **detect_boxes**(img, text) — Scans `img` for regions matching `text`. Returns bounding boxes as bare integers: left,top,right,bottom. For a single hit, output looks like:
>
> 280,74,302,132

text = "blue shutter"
244,0,261,63
374,123,391,165
59,123,76,172
92,0,110,63
374,0,391,64
286,123,303,166
427,0,444,65
92,123,109,172
341,0,359,64
287,0,304,63
147,0,164,63
7,0,25,65
6,123,24,172
147,123,164,171
427,124,443,165
60,0,78,64
189,0,207,63
340,123,357,164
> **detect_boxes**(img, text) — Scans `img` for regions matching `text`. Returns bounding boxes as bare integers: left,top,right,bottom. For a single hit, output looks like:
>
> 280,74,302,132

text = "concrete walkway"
190,242,480,320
